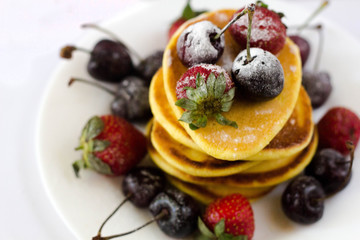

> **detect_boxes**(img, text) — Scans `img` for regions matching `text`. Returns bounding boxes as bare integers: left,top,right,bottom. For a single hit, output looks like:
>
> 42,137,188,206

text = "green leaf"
194,115,208,128
189,123,199,130
178,111,198,124
221,88,235,103
196,73,206,88
214,73,226,99
175,98,198,111
214,219,225,237
87,154,113,175
221,101,233,112
198,217,216,239
72,160,84,178
82,116,104,141
206,73,216,97
92,140,110,152
256,0,268,8
182,0,196,20
214,113,238,129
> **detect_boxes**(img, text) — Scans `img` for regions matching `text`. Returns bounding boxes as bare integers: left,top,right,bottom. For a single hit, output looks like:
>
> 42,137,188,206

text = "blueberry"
149,188,200,238
111,76,151,121
302,70,332,109
305,149,351,196
136,50,164,83
282,175,325,224
232,48,284,100
177,20,225,67
122,167,166,208
289,35,310,67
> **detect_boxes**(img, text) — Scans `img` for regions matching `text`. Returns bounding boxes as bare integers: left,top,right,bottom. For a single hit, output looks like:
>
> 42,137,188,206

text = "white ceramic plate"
37,0,360,239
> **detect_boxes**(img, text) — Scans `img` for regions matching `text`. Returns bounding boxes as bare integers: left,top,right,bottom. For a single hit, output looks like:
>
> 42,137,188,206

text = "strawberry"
199,194,254,240
229,1,286,55
175,64,237,130
317,107,360,155
72,115,147,177
168,0,206,40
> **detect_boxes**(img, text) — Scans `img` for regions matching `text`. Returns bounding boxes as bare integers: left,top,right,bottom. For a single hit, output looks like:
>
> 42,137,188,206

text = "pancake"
150,120,260,177
163,9,302,160
150,67,313,160
167,175,274,205
148,129,318,188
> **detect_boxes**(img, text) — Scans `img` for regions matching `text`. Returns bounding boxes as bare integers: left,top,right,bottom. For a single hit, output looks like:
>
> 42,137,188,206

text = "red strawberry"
72,115,147,177
318,107,360,155
175,64,237,130
229,3,286,55
202,194,254,240
168,0,206,40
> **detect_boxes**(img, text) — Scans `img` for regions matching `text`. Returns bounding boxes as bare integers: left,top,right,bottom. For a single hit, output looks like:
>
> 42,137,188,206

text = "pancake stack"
147,9,317,204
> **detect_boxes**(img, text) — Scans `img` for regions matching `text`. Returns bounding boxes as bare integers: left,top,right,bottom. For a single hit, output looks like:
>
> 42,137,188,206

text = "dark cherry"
232,48,284,100
176,20,225,67
302,70,332,109
110,76,151,121
282,175,325,224
149,188,200,238
136,50,164,83
88,39,133,82
305,149,352,196
69,76,151,121
122,167,166,208
289,35,310,67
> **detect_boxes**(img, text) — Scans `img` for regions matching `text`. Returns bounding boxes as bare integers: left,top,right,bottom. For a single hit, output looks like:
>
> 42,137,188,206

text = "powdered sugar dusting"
290,65,297,73
255,108,273,116
290,118,296,125
215,12,230,23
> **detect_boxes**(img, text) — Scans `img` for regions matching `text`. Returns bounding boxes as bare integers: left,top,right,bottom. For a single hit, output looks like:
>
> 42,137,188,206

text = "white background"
1,0,359,239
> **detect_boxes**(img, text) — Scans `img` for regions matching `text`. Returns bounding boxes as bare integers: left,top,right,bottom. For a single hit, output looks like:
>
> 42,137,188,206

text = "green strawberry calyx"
197,218,248,240
181,0,207,21
175,73,238,130
72,116,113,177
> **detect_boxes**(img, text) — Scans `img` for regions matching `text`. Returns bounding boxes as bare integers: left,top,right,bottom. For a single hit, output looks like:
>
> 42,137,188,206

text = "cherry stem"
314,24,323,72
95,194,132,238
213,3,255,40
93,209,169,240
246,4,255,63
68,78,117,96
60,45,91,59
297,0,329,33
82,23,143,62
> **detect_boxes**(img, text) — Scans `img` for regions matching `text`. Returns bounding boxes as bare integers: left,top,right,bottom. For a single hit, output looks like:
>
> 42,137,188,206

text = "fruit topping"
149,188,200,238
122,167,166,208
177,20,225,67
69,77,151,121
231,4,284,100
229,1,286,55
136,50,164,83
305,144,354,196
281,175,325,224
302,70,332,108
232,48,284,100
168,0,206,40
72,115,147,177
202,193,254,240
175,64,237,130
317,107,360,155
